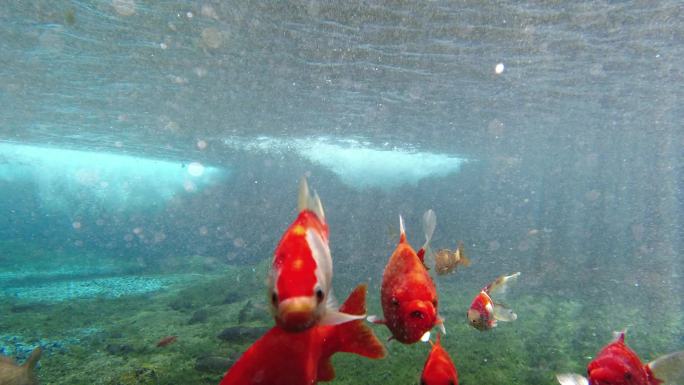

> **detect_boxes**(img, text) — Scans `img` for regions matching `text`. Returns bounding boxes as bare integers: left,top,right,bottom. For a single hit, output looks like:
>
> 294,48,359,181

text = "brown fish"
156,336,178,347
434,241,471,275
0,347,41,385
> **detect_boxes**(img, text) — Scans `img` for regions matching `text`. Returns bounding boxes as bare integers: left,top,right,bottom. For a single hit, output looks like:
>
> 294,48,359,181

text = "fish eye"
315,288,324,303
391,298,399,306
411,310,425,319
271,292,278,306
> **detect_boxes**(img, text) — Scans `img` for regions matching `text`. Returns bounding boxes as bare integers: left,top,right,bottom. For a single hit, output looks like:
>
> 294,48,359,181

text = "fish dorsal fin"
647,350,684,385
612,329,627,343
298,177,325,221
398,215,407,243
492,302,517,322
556,373,589,385
487,272,521,297
23,347,42,370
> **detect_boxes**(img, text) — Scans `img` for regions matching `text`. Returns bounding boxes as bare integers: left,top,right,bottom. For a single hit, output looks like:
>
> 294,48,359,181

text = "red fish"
556,331,684,385
467,272,520,331
269,177,363,331
421,334,458,385
156,335,178,347
371,210,444,344
219,284,386,385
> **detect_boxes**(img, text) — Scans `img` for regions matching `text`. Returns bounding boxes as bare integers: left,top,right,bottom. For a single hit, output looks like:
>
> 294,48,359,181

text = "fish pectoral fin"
492,303,517,322
420,331,431,342
647,350,684,385
23,347,42,370
437,315,446,335
366,315,386,324
556,373,589,385
320,310,366,326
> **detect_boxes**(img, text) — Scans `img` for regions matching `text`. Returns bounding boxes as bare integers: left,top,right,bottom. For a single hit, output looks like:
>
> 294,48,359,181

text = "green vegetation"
0,245,680,385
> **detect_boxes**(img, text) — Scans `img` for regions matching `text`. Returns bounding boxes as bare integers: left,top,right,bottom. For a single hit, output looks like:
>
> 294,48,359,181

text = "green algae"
1,248,681,385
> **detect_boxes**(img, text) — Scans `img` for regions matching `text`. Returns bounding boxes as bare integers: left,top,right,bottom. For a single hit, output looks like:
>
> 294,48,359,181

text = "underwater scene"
0,1,682,385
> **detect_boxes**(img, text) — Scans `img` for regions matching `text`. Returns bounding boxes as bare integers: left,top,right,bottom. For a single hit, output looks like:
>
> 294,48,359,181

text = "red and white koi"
467,272,520,331
219,284,386,385
268,177,363,331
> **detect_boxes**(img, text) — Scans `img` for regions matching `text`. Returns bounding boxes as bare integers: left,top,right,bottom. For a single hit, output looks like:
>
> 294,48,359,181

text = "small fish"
0,347,41,385
434,241,471,275
557,330,684,385
420,334,458,385
156,335,178,347
467,272,520,331
371,210,444,344
219,284,386,385
268,177,363,332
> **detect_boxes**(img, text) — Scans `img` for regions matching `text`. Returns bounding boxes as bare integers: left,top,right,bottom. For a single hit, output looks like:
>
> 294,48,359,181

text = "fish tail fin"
399,215,407,244
417,209,436,264
334,284,387,359
298,176,325,221
457,241,471,267
23,347,42,370
647,350,684,385
486,272,521,296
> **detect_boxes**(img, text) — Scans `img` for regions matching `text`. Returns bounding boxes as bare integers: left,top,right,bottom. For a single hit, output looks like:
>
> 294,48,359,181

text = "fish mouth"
277,296,318,331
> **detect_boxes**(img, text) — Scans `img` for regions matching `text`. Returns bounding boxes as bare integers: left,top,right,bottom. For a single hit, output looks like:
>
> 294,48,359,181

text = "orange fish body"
269,178,361,331
219,284,386,385
377,212,441,344
557,331,684,385
421,334,458,385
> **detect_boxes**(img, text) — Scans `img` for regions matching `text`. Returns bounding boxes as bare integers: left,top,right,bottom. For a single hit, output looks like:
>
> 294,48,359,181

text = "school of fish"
6,176,681,385
215,177,683,385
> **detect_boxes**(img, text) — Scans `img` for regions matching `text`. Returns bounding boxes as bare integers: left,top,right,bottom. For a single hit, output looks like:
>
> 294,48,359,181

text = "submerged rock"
194,355,234,373
105,343,134,355
237,300,270,324
188,309,209,324
222,292,242,304
110,366,158,385
0,347,41,385
216,327,268,343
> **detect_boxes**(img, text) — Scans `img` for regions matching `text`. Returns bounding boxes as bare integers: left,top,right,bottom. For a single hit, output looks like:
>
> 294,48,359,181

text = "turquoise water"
0,1,682,384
